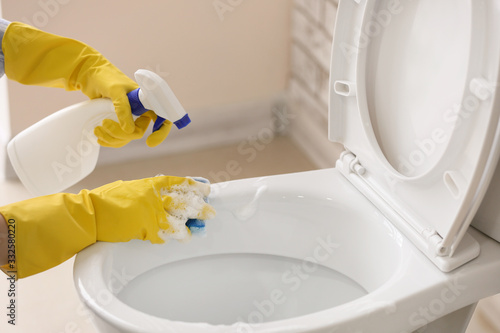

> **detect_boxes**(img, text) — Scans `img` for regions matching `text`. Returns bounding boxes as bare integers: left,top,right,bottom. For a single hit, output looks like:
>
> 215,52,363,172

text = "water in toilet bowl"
116,253,367,325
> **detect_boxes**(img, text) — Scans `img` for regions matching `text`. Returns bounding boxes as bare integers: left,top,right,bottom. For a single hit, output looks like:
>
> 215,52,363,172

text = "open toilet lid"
329,0,500,271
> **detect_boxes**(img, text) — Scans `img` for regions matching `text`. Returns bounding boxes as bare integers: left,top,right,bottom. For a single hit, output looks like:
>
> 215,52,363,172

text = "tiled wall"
288,0,343,168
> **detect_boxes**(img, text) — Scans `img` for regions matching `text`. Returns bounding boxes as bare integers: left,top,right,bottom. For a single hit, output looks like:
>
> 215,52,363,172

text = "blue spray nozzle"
174,113,191,129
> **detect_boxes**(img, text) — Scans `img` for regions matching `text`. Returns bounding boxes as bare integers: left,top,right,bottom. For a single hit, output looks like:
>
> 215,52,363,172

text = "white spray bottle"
7,69,190,196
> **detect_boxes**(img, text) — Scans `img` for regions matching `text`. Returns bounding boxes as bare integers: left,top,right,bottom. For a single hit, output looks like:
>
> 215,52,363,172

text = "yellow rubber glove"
2,22,171,147
0,176,216,279
96,111,173,148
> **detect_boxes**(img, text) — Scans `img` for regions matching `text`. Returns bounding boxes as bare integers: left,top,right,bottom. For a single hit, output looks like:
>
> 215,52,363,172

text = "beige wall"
2,0,292,134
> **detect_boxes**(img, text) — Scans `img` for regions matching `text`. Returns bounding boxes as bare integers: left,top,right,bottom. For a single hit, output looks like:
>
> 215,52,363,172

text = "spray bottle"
7,69,190,196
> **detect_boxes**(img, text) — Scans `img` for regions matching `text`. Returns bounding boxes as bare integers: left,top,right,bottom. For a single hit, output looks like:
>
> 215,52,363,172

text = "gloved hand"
0,176,216,279
95,111,173,148
2,22,170,147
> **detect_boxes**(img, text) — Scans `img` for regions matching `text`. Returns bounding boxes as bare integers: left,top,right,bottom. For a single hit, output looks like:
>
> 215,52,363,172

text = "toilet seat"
329,0,500,271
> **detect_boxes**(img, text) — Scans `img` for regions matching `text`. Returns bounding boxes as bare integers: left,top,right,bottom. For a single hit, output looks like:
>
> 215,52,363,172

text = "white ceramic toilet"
73,0,500,332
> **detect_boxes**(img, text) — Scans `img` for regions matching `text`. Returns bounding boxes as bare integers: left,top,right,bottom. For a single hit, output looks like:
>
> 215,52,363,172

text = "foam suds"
156,178,215,242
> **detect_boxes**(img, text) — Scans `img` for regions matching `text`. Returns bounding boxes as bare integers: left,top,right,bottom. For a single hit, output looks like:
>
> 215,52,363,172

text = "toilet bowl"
74,0,500,332
74,170,500,333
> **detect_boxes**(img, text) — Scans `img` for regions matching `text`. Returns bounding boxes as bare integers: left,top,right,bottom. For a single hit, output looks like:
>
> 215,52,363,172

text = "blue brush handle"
127,88,166,132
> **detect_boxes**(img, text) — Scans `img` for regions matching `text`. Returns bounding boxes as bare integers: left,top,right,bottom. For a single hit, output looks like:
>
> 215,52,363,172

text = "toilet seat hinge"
422,228,447,256
339,150,366,176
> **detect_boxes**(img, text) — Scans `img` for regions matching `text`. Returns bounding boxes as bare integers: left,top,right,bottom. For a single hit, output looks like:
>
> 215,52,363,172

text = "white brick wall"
288,0,343,169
